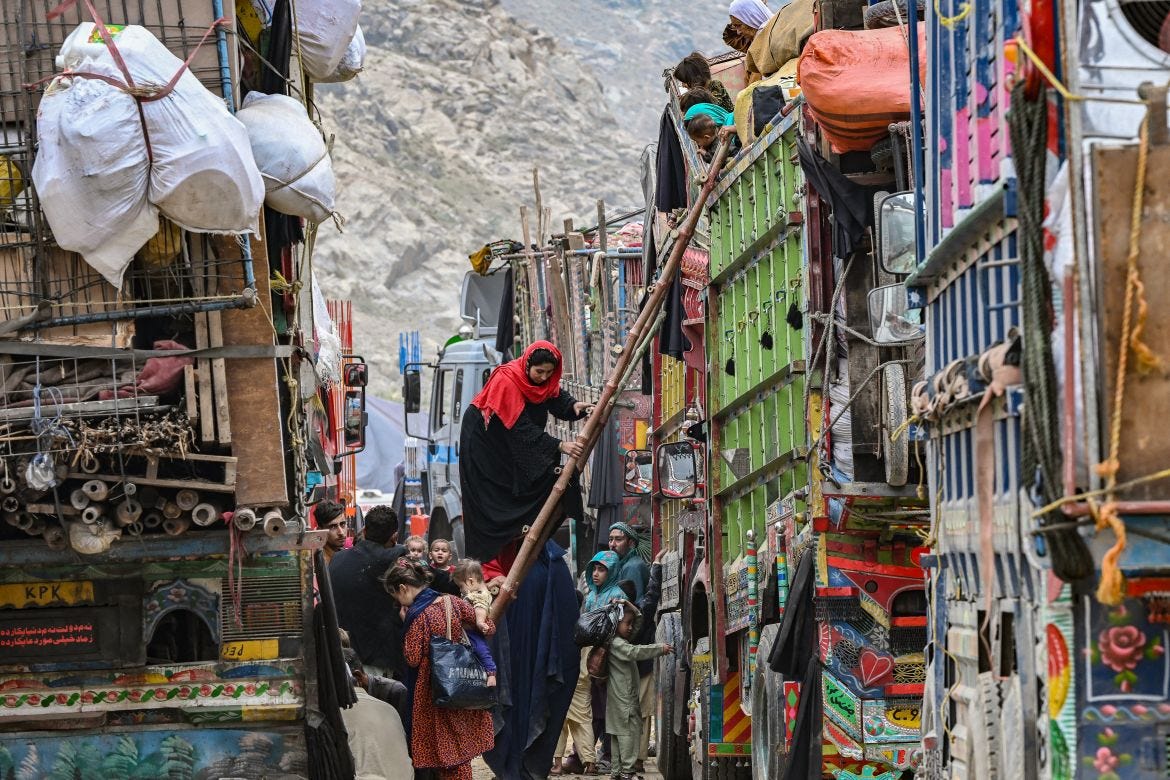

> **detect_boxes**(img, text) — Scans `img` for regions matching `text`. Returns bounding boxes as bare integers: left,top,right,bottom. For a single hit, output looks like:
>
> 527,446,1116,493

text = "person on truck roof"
673,52,734,112
458,339,590,778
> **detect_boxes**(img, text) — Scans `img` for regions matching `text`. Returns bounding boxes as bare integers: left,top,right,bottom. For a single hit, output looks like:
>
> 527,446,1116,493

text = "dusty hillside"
314,0,631,397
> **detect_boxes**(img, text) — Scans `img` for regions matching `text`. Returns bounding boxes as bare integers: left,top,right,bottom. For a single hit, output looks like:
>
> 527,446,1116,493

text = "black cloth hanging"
782,656,824,780
587,418,624,547
768,548,817,677
660,266,691,360
795,138,869,259
305,550,356,780
494,266,515,358
258,0,303,253
654,107,687,213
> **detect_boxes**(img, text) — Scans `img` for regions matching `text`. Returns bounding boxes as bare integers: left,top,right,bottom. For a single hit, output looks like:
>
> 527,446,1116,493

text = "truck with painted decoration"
910,0,1170,774
0,2,366,776
643,15,933,778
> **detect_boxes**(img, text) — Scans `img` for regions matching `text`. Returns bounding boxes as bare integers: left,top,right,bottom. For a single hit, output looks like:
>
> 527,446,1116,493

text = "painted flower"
1099,626,1148,673
1094,747,1119,773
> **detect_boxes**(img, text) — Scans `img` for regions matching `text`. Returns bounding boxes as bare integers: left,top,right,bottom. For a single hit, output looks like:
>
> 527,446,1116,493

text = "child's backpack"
586,645,609,681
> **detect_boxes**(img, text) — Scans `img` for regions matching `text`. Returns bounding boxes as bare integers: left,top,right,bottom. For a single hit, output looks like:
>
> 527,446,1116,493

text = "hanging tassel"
1089,498,1127,606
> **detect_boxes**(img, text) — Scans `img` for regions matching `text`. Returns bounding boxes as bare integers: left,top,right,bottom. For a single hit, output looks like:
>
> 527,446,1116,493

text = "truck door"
428,367,456,503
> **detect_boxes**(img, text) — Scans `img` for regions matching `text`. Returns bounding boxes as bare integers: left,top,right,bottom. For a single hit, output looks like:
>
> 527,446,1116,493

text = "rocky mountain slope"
314,0,726,397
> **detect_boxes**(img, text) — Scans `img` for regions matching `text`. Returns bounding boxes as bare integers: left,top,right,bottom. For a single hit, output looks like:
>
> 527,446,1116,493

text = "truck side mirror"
343,389,367,450
657,441,697,499
623,449,653,496
404,368,422,414
878,191,918,275
868,283,924,344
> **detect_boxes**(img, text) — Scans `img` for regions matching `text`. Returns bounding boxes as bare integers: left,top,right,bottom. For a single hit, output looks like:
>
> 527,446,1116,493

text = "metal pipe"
22,516,44,536
907,0,927,262
124,521,144,537
0,476,15,495
490,134,736,622
211,0,257,291
163,515,191,537
81,505,104,525
1,497,19,514
262,510,285,537
70,489,90,510
3,512,18,527
191,503,219,527
24,295,252,330
82,480,109,502
176,489,200,512
162,501,182,519
142,511,164,529
233,507,258,531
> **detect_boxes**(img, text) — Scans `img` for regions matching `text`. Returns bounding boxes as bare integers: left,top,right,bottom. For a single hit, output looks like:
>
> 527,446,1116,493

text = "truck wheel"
883,362,909,486
655,612,689,780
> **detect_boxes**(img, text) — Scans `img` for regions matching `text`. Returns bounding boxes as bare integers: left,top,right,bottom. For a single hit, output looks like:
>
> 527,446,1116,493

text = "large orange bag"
797,26,926,153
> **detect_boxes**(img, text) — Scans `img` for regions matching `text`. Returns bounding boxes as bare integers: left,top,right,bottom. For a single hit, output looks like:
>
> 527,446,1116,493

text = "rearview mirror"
623,449,653,496
404,368,421,414
657,441,697,499
343,389,367,450
868,284,924,344
879,192,917,275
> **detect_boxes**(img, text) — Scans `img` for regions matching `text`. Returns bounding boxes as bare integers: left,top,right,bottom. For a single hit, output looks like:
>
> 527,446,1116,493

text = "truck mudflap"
707,670,751,758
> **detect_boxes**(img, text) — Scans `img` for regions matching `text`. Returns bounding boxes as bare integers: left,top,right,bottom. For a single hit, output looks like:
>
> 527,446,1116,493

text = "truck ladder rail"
489,135,735,621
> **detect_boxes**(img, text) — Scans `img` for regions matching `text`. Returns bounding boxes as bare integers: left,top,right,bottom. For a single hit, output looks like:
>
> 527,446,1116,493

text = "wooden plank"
207,310,233,445
193,311,216,443
216,219,290,506
1093,145,1170,499
184,364,199,423
547,250,576,378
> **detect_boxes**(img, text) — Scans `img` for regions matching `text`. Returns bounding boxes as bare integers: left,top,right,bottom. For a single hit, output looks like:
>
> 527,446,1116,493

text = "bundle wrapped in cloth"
34,22,264,288
797,26,926,153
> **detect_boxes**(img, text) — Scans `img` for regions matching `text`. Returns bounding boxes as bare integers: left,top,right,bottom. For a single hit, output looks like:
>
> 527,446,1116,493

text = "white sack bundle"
237,92,336,223
56,23,264,234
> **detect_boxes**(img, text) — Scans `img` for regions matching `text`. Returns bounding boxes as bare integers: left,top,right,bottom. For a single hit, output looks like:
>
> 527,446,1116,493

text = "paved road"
471,757,664,778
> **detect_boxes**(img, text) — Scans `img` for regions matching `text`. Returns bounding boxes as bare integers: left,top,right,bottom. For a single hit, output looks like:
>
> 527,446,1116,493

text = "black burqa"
483,540,580,779
654,107,687,213
767,550,822,779
795,138,869,259
460,394,586,562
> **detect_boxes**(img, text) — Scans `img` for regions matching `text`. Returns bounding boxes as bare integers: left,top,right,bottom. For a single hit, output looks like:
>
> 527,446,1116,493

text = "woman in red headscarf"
458,340,590,564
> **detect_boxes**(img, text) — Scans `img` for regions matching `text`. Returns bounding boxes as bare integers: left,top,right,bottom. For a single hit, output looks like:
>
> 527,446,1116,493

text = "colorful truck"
0,2,364,776
913,0,1170,775
645,14,932,779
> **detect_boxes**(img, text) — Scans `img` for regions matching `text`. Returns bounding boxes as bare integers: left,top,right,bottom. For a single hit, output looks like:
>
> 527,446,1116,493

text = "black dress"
460,390,585,562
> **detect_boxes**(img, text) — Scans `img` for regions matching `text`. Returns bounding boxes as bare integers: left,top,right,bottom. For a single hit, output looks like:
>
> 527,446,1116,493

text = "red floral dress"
404,595,495,776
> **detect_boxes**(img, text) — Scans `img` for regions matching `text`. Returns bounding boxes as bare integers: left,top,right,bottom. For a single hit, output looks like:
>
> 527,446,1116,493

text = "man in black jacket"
330,505,404,679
